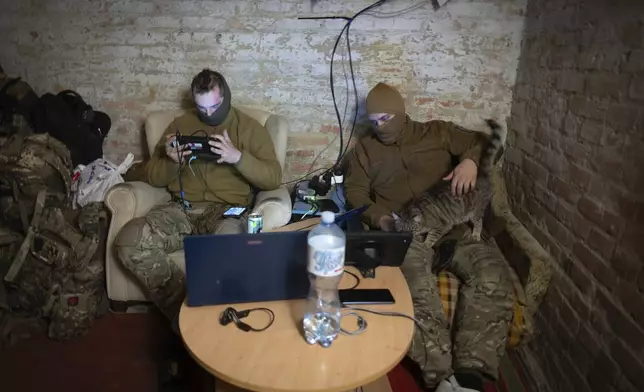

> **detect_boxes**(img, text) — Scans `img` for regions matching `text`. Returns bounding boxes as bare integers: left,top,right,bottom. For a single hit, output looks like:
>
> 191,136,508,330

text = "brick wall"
505,0,644,391
0,0,526,180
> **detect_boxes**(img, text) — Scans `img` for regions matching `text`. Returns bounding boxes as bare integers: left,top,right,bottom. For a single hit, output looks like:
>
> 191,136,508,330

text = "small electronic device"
339,289,395,305
345,231,412,265
344,231,413,279
176,135,221,160
308,171,332,197
223,206,247,217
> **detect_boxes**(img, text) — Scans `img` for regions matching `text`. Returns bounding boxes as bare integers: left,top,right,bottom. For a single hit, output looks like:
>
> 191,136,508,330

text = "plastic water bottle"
302,211,346,347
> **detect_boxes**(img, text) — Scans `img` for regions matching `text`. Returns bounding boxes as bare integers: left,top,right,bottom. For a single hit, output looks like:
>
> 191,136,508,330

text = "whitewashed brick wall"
0,0,526,180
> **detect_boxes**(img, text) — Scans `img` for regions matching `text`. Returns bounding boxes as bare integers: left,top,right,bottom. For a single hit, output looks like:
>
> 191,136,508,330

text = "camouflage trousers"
403,233,515,388
114,201,247,321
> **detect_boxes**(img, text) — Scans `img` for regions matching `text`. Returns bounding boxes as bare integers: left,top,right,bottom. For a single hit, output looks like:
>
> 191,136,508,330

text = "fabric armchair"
104,107,292,305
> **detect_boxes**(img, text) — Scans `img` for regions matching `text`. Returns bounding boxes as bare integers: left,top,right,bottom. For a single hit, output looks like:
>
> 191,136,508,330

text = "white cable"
188,156,197,177
340,311,368,335
343,305,431,369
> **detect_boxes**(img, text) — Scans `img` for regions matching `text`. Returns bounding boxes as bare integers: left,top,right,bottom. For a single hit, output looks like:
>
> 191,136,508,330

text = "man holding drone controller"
114,69,282,325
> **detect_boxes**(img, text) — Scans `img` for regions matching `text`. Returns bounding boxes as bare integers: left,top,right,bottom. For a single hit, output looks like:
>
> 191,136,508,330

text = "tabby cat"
392,119,504,247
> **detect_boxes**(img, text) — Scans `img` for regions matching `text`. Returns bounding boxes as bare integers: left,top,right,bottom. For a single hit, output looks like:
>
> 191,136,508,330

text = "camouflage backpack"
0,132,72,231
3,192,108,341
0,133,108,344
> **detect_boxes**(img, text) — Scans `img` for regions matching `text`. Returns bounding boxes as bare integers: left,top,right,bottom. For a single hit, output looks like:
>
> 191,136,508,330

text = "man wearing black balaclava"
115,69,282,327
346,83,514,392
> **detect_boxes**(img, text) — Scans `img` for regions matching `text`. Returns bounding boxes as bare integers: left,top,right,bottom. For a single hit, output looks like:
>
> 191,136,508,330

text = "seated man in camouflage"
345,83,514,392
114,69,282,325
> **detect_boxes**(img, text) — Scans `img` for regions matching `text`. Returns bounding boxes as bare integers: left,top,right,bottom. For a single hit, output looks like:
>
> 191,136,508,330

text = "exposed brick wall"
0,0,526,180
505,0,644,391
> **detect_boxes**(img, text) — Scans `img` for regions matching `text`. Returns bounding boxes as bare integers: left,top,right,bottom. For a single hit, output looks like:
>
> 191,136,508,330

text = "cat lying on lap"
392,119,505,248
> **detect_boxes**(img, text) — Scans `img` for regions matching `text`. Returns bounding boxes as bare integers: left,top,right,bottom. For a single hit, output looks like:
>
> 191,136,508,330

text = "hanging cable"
297,0,387,182
292,1,435,185
289,23,353,183
174,130,189,211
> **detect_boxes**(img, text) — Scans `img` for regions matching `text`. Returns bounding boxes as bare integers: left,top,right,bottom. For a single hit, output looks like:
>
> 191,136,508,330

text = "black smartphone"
223,206,247,217
339,289,395,305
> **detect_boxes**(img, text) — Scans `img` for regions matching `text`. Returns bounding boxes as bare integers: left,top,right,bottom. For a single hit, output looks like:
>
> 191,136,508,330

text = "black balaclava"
365,82,407,145
196,72,232,126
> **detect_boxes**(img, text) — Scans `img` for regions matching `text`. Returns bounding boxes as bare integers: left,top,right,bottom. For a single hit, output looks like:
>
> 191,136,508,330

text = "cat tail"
478,119,505,177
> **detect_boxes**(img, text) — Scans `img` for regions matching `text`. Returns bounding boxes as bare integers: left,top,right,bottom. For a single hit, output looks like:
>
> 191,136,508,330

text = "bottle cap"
321,211,335,224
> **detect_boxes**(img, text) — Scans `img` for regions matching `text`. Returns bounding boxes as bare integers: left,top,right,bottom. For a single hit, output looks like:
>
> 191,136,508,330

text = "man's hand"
208,130,242,164
379,215,395,232
165,135,191,164
443,158,478,196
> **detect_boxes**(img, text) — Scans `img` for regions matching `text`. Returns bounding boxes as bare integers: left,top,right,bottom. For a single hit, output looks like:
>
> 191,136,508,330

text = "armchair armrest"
104,181,171,302
252,187,292,231
105,181,171,265
490,165,554,318
105,181,172,221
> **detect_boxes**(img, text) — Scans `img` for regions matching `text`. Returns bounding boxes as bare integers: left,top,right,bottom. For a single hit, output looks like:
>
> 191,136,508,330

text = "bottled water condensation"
302,211,346,347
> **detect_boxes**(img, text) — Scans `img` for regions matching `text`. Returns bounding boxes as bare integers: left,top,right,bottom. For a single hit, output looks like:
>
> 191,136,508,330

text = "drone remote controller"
175,135,221,161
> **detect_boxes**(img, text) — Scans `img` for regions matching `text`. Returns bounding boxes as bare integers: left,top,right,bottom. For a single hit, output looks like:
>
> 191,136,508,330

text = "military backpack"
0,133,107,345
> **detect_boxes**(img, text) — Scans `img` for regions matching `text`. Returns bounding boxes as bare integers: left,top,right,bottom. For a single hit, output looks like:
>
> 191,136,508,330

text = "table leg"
213,375,392,392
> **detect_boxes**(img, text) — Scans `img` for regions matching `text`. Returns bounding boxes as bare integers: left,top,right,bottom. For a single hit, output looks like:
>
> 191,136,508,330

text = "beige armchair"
104,107,292,306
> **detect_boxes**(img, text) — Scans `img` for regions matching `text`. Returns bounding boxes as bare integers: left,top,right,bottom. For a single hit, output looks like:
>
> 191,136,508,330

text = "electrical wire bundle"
289,1,433,186
285,1,387,187
174,130,190,210
173,129,237,211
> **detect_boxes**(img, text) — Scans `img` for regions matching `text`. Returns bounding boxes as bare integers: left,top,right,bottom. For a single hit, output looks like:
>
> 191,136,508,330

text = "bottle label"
308,247,345,277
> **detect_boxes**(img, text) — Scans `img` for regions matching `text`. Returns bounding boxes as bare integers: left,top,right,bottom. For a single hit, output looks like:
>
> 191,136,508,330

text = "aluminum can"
247,213,263,234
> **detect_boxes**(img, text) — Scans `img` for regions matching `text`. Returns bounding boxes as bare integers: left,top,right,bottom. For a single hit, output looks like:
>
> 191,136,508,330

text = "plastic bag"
71,153,134,208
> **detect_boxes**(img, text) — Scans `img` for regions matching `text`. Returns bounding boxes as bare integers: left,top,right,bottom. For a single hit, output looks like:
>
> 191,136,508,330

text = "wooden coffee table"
179,266,414,392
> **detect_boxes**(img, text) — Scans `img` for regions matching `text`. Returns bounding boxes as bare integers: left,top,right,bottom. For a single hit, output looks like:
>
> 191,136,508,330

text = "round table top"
179,266,414,392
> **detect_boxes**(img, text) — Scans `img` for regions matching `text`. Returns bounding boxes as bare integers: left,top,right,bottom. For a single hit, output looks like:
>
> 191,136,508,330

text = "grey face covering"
195,73,232,126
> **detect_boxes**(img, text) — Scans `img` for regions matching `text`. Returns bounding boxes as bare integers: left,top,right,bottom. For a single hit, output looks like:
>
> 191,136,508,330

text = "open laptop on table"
183,206,412,307
184,231,310,307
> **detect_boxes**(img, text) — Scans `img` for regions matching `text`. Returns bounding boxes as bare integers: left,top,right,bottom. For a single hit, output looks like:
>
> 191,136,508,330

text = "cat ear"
413,215,422,223
391,212,400,221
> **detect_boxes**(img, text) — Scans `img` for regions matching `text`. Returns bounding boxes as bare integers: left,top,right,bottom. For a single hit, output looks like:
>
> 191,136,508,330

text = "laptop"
183,206,411,307
184,231,310,307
